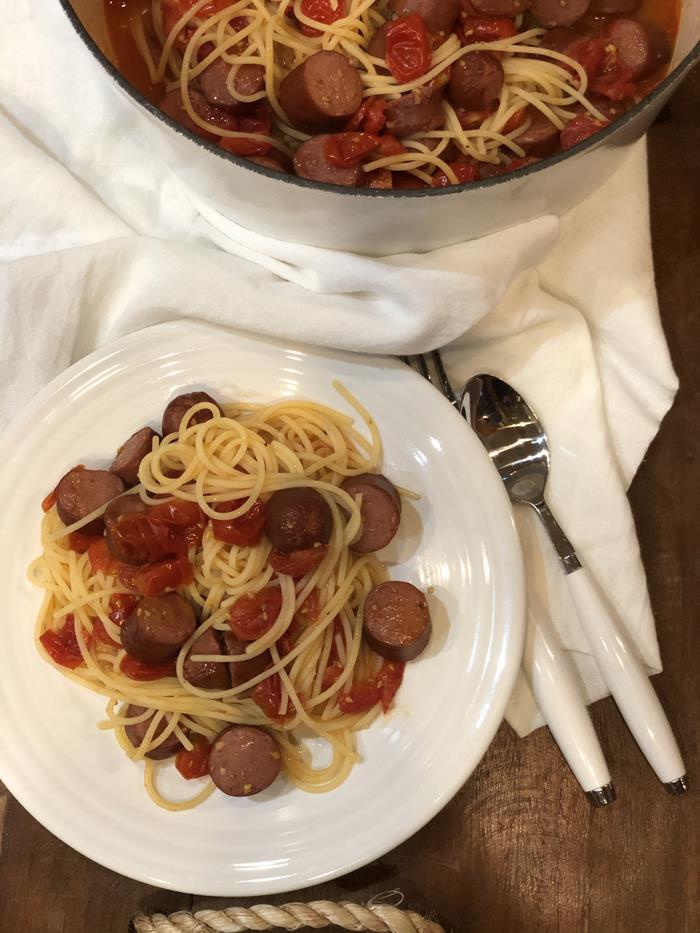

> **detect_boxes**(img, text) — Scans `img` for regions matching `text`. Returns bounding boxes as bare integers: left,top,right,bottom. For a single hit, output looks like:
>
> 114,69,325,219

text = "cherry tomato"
385,14,432,84
91,619,121,649
324,133,380,167
366,168,394,188
175,735,212,779
108,593,141,625
502,107,526,135
269,545,328,578
251,672,290,722
211,498,266,546
109,500,206,565
430,162,478,187
461,17,516,42
321,660,344,691
162,0,231,45
560,113,609,151
219,104,272,157
346,98,387,135
566,36,607,83
375,660,405,712
589,46,636,101
40,615,86,669
299,0,345,37
88,539,119,575
500,156,539,173
41,486,58,513
125,555,194,597
375,135,406,157
277,618,301,656
295,587,320,626
457,104,497,129
228,587,283,641
121,655,177,680
338,678,382,714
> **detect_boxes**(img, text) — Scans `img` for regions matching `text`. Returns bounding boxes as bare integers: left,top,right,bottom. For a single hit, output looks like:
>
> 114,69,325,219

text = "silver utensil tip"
586,782,617,807
664,775,688,795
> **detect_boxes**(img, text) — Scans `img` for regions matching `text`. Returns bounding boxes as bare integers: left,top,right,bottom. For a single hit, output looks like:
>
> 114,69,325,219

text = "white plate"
0,321,524,896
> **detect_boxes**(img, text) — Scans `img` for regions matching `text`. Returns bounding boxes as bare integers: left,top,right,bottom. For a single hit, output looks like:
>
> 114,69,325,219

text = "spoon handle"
565,564,687,792
524,595,615,803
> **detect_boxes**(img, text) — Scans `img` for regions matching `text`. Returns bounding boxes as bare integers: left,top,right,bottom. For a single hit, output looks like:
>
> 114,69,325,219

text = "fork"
404,351,616,805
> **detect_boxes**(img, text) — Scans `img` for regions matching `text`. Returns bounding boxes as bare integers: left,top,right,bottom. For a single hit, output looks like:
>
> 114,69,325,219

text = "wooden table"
1,70,698,933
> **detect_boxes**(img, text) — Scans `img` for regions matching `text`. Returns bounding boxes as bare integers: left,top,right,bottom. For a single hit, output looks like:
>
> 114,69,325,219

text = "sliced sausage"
160,89,236,139
385,89,445,137
514,107,560,157
121,593,197,664
56,468,125,533
363,581,432,662
124,704,185,760
367,22,390,63
589,0,640,12
246,153,292,173
390,0,462,35
264,487,333,552
223,631,271,692
530,0,590,27
209,724,282,796
183,628,231,690
470,0,531,14
449,52,504,111
162,391,222,437
109,427,159,487
104,493,150,564
200,58,266,109
279,51,363,128
293,135,364,186
341,474,401,553
607,19,671,79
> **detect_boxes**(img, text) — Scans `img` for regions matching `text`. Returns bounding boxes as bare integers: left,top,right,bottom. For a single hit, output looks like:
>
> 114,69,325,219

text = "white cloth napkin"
0,0,677,735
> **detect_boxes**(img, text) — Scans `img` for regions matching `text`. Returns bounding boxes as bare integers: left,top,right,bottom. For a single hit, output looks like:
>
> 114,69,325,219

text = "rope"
131,900,444,933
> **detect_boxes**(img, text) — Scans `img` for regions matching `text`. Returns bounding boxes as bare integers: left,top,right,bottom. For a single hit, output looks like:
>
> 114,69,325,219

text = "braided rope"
132,900,444,933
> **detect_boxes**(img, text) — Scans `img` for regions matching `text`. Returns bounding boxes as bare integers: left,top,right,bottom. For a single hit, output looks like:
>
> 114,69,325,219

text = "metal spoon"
462,373,687,794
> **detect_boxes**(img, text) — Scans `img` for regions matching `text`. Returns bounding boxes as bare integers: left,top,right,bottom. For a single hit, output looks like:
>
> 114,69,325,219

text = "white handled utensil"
462,373,687,795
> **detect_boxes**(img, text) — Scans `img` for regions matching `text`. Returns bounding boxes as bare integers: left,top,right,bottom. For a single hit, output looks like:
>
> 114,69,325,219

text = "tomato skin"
346,98,387,134
299,0,345,37
461,17,516,42
431,162,478,187
566,36,606,82
560,113,609,151
40,615,86,669
296,588,320,626
324,133,380,167
251,672,291,722
91,619,121,649
338,660,405,714
121,655,177,680
321,661,344,691
109,499,205,565
175,735,212,779
162,0,231,44
375,135,406,157
502,107,526,135
385,14,432,84
41,486,58,513
124,555,194,597
108,593,140,626
67,530,99,553
88,539,119,575
219,103,272,157
269,546,328,578
375,660,405,712
229,587,283,641
211,498,266,546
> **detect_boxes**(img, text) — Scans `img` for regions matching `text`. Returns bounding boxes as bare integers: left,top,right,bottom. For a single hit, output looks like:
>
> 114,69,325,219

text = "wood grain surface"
1,69,697,933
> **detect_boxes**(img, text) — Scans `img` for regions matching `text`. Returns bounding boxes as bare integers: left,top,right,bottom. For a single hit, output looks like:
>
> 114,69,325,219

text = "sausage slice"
470,0,531,14
363,581,431,661
530,0,590,27
279,51,363,128
265,488,333,553
104,493,150,564
162,391,222,437
607,18,671,79
450,52,504,112
589,0,640,12
124,704,185,760
183,628,231,689
200,58,266,109
390,0,462,35
223,631,271,692
209,725,282,796
515,107,560,157
110,427,159,487
341,474,401,553
293,135,364,186
385,89,445,137
121,593,197,664
56,468,125,533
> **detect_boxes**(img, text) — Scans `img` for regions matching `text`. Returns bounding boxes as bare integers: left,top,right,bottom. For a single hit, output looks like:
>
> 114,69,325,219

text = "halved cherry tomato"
109,499,206,565
375,135,406,157
162,0,232,45
461,17,516,42
560,113,609,150
88,539,119,575
324,133,380,167
346,98,387,135
589,48,636,102
175,735,212,779
251,672,291,722
269,546,328,578
121,655,177,680
41,486,58,513
385,14,432,84
40,615,87,669
229,587,283,641
430,161,478,186
321,660,344,691
501,156,539,173
338,660,405,714
502,107,526,135
298,0,345,37
277,618,301,656
375,660,405,712
108,593,141,626
566,36,607,83
295,587,320,626
91,619,121,649
67,530,99,554
125,555,194,597
211,498,266,546
219,103,272,157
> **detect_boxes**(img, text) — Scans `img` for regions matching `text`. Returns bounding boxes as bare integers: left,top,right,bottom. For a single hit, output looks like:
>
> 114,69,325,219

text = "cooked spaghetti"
30,385,430,810
104,0,675,187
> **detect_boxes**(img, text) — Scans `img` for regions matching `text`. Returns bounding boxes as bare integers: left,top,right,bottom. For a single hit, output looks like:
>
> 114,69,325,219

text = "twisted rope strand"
132,901,445,933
